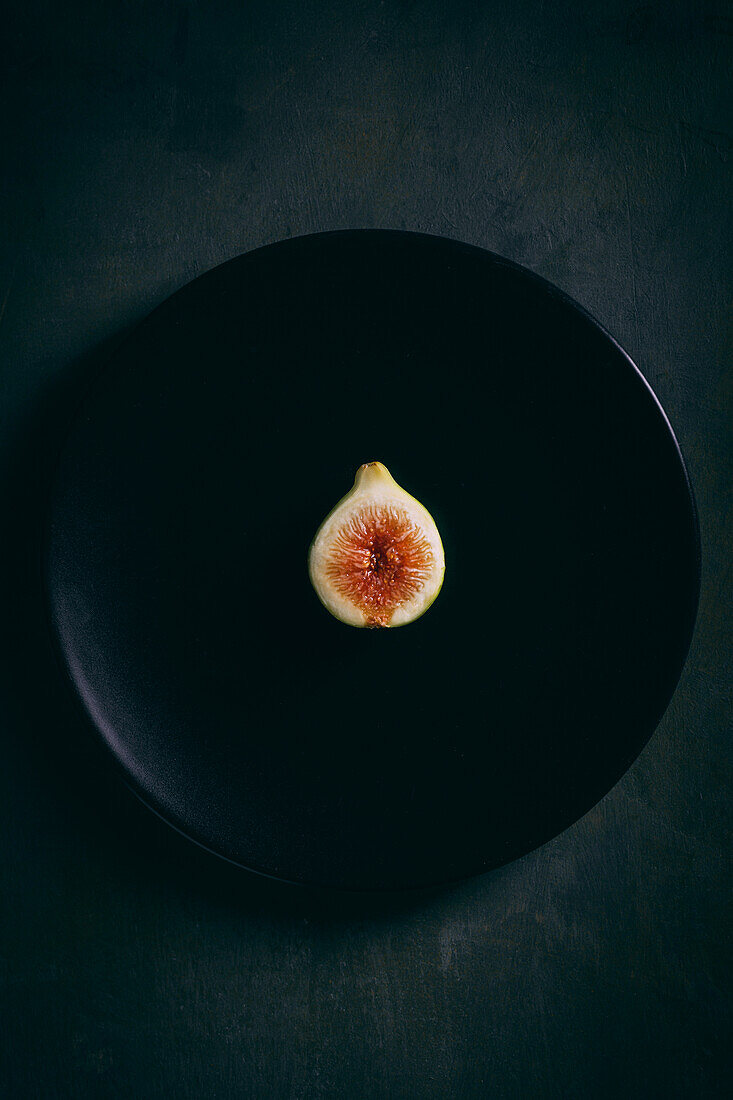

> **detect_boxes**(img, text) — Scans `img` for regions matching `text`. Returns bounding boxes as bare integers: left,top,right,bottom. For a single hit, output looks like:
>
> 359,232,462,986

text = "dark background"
1,1,730,1096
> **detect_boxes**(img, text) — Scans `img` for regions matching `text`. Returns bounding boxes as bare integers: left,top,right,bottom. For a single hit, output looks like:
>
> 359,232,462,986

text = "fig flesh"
308,462,445,628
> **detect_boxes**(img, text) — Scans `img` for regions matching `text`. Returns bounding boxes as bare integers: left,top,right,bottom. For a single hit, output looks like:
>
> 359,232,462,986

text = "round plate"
45,230,700,890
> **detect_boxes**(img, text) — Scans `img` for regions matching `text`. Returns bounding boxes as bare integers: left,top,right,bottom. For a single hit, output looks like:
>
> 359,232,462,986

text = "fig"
308,462,445,628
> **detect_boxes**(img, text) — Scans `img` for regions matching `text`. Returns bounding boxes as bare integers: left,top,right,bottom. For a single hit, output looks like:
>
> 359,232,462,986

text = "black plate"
44,230,700,890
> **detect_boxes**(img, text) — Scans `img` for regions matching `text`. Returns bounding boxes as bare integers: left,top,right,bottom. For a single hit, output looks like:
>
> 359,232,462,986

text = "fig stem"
354,461,396,490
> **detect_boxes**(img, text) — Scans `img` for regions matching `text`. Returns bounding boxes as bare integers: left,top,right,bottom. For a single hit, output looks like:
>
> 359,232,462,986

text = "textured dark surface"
1,0,730,1096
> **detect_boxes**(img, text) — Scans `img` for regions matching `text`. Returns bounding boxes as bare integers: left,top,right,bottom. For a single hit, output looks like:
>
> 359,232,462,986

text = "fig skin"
308,462,445,628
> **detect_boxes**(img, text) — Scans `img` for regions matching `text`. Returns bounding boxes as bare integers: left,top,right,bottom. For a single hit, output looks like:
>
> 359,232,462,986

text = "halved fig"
308,462,445,628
